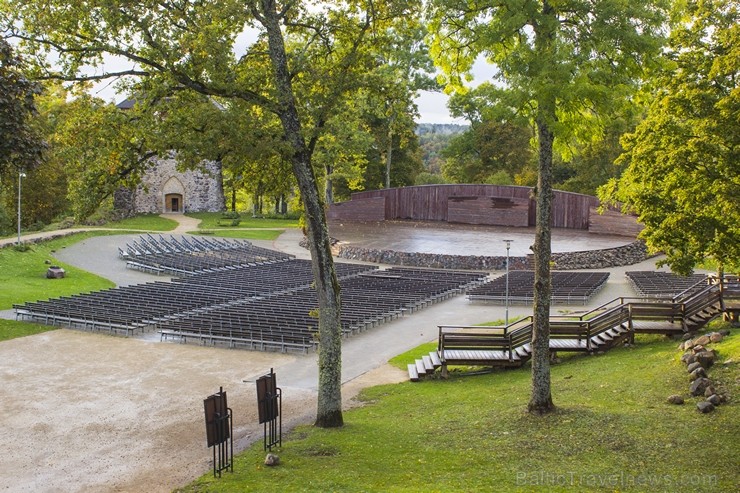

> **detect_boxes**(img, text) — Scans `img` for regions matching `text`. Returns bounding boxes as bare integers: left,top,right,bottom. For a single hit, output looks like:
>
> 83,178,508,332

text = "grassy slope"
0,232,120,309
180,332,739,493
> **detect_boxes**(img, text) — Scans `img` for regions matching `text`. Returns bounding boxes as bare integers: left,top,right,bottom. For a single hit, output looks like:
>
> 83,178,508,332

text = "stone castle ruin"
114,97,225,215
115,156,224,215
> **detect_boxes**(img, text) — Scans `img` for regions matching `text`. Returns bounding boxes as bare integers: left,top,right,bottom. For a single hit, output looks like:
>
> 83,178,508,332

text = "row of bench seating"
121,234,295,276
467,271,610,305
155,267,489,352
626,271,707,297
15,259,488,352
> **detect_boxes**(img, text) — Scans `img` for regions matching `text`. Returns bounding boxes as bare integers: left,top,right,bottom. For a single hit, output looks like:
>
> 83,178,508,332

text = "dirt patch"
0,330,294,492
0,329,406,492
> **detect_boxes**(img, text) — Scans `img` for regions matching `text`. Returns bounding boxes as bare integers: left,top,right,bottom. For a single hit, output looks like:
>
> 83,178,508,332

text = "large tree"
600,0,739,276
428,0,669,413
0,38,44,177
2,0,423,428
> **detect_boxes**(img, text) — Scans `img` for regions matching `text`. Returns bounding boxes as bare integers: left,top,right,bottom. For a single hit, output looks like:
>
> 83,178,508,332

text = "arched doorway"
165,193,183,213
162,176,186,213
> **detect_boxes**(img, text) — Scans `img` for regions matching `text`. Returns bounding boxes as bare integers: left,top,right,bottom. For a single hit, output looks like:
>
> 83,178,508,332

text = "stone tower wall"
132,156,224,213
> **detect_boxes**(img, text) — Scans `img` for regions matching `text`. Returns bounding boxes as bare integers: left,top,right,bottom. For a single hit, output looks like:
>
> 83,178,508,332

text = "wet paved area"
328,220,634,256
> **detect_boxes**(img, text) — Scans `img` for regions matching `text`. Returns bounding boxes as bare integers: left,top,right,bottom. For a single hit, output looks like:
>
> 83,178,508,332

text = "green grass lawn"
0,318,56,341
103,213,179,231
179,330,739,493
0,232,118,309
190,229,285,240
187,212,300,229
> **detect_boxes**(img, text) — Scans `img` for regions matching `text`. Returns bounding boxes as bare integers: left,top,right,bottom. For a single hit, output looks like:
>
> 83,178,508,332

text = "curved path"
0,214,675,493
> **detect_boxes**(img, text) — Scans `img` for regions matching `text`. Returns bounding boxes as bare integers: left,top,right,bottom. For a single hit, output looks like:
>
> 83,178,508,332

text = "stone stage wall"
335,240,653,271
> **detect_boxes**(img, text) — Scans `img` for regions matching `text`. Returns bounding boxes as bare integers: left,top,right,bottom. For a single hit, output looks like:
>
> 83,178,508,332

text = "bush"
218,211,241,226
0,204,13,236
220,211,241,220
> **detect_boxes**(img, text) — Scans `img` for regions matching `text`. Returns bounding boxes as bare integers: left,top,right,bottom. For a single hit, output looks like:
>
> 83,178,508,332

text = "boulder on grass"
687,362,703,373
696,401,715,413
693,335,711,347
667,395,684,405
689,367,707,380
695,351,716,369
46,266,66,279
689,377,711,397
707,394,721,406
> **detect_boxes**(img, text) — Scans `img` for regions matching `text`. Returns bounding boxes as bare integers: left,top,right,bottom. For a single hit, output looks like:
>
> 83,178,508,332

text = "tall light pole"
503,239,513,326
17,171,26,245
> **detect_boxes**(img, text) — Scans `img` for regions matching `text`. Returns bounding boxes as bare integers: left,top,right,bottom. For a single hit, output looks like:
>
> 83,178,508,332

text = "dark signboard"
256,371,278,424
204,390,229,447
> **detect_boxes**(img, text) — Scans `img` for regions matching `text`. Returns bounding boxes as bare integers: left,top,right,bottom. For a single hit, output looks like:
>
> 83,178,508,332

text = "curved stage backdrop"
328,184,642,237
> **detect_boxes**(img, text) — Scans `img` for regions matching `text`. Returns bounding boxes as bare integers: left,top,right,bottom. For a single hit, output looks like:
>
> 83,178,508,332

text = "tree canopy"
2,0,431,428
0,38,44,177
600,0,740,275
427,0,670,414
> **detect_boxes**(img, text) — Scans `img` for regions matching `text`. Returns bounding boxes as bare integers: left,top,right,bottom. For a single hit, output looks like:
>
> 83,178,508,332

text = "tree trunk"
325,164,334,204
528,0,556,415
528,116,556,415
385,114,395,189
260,0,343,427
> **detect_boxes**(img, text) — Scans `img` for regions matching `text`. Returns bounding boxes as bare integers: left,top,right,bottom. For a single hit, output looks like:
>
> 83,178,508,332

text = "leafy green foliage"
416,123,468,174
600,0,740,275
441,118,533,184
428,0,670,412
48,92,152,220
0,39,44,177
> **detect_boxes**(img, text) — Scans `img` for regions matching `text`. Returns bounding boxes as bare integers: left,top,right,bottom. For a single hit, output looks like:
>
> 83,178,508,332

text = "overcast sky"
90,49,496,125
415,57,498,124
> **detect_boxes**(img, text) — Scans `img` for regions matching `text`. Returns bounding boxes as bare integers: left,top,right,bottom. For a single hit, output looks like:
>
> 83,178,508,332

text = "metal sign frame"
204,387,233,477
256,368,282,450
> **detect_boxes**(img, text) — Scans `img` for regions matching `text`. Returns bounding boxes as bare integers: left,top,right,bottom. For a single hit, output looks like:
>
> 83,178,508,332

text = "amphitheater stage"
328,220,635,257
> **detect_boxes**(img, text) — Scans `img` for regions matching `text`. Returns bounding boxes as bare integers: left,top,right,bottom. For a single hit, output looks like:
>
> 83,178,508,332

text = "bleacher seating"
625,271,707,297
467,271,610,305
14,260,488,352
120,234,294,275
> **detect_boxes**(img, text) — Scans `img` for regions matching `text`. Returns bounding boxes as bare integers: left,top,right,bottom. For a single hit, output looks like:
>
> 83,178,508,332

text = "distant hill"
416,123,469,173
415,123,469,136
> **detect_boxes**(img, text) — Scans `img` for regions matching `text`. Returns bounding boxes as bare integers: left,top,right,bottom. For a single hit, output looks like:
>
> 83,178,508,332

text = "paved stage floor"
328,220,633,256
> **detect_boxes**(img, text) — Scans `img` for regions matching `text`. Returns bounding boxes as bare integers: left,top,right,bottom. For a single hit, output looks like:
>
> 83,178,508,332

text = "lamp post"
503,239,513,326
17,171,26,245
